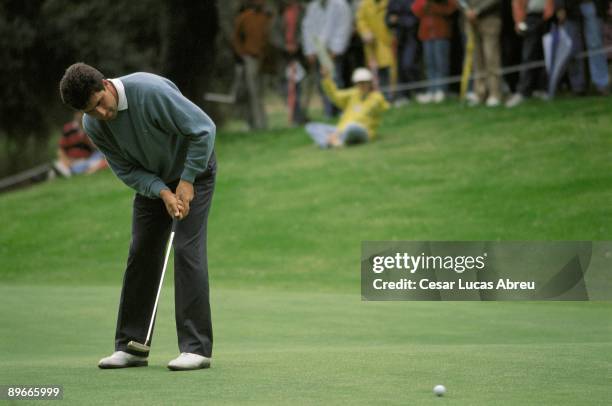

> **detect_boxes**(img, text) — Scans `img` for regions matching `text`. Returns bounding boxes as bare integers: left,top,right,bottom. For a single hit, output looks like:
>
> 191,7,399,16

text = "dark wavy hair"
59,63,105,110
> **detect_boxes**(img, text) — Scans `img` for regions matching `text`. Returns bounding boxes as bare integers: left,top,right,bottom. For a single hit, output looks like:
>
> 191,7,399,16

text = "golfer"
60,63,216,371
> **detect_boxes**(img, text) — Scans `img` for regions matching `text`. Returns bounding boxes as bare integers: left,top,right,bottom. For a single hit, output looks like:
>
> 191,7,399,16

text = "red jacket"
60,121,95,159
411,0,457,41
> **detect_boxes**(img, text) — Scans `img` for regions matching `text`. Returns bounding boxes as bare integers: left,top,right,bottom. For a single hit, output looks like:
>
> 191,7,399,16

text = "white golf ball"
433,384,446,397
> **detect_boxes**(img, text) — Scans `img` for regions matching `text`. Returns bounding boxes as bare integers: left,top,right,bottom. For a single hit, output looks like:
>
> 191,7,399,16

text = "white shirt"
302,0,352,57
109,78,128,111
527,0,546,13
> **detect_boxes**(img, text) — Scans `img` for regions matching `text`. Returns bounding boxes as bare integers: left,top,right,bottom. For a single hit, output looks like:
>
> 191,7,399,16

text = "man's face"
357,81,372,94
82,80,118,121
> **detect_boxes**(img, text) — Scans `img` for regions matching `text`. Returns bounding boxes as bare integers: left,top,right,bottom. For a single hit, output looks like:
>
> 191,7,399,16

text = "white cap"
351,68,373,84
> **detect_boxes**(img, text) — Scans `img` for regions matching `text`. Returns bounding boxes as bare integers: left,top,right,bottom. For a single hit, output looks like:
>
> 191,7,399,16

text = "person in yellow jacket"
305,67,390,148
356,0,395,100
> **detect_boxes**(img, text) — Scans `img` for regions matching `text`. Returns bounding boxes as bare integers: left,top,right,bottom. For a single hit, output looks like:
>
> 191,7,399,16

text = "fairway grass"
0,97,611,404
1,285,610,405
0,97,610,289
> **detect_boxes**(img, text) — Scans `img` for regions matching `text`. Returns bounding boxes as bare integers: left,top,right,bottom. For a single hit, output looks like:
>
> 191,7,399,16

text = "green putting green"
0,96,610,404
0,286,609,405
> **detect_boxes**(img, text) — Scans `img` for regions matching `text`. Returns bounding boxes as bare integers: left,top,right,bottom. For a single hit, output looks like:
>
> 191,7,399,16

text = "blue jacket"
386,0,419,31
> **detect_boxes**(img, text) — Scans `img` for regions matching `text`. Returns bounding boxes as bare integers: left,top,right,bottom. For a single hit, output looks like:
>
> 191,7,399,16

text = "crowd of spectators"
231,0,611,129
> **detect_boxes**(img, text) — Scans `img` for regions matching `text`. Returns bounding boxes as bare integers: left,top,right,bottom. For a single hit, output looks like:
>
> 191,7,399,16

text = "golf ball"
433,384,446,397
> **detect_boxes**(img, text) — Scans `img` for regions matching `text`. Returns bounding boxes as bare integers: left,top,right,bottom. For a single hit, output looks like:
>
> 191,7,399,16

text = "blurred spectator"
604,1,612,54
341,1,367,94
501,0,523,91
463,0,503,106
412,0,458,103
305,67,390,148
53,111,107,177
302,0,353,117
281,0,308,125
233,0,272,130
356,0,396,100
553,0,610,95
506,0,554,107
386,0,421,102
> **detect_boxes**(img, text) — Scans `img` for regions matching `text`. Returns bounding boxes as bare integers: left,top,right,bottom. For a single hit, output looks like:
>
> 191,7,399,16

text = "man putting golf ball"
60,63,216,371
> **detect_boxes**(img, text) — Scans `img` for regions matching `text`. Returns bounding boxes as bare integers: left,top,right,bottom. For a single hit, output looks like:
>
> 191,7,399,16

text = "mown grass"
1,96,610,288
0,97,610,405
0,286,609,405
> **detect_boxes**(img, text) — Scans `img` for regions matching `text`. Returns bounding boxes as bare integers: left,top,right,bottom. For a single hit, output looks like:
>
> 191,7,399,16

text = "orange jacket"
412,0,458,41
233,7,271,58
511,0,555,23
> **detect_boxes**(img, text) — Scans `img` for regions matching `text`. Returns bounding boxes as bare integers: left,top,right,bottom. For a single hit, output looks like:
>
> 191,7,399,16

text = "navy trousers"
516,14,547,96
115,152,216,358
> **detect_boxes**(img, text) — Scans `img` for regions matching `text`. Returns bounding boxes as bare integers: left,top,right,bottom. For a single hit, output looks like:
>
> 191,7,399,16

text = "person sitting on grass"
52,111,108,177
305,67,389,148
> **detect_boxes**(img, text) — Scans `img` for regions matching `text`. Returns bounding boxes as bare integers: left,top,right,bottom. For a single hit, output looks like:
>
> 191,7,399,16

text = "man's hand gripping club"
160,179,194,220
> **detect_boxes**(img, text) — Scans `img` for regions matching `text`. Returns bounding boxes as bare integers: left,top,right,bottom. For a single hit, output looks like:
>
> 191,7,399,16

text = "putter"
127,217,179,354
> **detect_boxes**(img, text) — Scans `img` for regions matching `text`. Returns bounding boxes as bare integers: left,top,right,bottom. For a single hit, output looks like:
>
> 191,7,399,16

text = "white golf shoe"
505,93,524,108
433,90,445,103
98,351,148,369
416,92,434,104
485,96,501,107
167,353,211,371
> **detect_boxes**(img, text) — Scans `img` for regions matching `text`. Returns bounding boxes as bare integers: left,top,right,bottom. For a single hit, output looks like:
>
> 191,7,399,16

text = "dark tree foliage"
0,0,219,175
41,0,163,77
0,0,49,139
161,0,219,103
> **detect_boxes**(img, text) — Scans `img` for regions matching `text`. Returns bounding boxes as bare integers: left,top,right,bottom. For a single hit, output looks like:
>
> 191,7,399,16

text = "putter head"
127,340,150,354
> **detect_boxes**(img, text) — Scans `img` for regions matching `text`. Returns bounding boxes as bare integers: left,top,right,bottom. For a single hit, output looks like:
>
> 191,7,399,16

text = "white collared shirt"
302,0,352,56
109,78,128,111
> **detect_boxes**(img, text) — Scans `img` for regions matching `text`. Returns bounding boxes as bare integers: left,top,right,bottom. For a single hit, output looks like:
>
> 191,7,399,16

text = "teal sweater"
83,73,215,198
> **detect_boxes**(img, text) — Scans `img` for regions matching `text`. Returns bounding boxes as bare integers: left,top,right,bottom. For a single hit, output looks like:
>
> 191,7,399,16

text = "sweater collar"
109,78,128,111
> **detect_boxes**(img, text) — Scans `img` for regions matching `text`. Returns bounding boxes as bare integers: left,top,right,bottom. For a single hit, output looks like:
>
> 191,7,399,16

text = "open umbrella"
543,24,573,98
